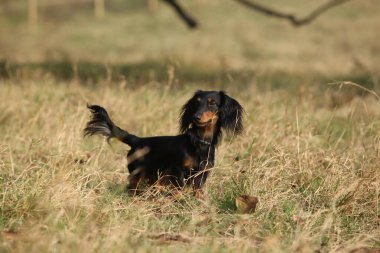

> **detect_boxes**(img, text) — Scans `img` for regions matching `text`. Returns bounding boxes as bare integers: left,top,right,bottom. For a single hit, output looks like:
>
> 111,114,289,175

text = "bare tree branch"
233,0,353,26
161,0,198,29
160,0,353,29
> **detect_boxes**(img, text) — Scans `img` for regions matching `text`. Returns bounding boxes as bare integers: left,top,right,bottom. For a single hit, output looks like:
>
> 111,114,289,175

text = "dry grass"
0,77,379,252
0,0,380,252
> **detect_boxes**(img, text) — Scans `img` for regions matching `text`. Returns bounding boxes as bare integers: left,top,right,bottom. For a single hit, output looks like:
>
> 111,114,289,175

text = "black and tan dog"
84,90,244,194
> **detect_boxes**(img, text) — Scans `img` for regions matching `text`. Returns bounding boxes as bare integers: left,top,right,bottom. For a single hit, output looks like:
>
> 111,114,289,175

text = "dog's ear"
179,90,202,133
219,91,244,135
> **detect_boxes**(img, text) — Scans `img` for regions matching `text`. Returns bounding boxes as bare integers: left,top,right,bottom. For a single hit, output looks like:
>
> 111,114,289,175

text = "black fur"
219,91,244,135
84,90,244,194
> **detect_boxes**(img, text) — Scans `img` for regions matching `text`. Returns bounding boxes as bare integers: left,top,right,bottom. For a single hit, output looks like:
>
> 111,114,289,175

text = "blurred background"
0,0,379,90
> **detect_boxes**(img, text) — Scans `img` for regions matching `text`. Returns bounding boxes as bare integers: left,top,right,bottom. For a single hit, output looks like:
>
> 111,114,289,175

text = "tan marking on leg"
127,147,150,165
183,156,197,170
127,167,146,195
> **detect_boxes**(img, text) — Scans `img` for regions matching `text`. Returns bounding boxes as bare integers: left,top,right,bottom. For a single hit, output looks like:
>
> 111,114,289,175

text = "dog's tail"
84,105,138,146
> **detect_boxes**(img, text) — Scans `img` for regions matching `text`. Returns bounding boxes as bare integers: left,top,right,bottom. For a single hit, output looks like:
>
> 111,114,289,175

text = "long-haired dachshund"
84,90,244,194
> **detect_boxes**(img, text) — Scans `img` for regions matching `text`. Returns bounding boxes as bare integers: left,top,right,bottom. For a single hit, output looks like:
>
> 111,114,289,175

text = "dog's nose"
193,113,202,122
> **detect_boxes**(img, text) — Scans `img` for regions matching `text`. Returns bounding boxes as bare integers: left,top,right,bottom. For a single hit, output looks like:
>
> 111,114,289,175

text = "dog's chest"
183,145,215,171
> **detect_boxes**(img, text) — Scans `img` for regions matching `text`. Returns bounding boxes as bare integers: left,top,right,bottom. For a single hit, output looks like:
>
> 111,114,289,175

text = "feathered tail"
84,105,138,146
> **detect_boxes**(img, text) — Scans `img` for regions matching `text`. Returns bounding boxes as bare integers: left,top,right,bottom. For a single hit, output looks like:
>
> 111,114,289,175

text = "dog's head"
179,90,244,135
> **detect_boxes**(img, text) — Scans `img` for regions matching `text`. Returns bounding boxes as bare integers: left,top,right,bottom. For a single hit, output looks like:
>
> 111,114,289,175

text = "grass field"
0,1,379,252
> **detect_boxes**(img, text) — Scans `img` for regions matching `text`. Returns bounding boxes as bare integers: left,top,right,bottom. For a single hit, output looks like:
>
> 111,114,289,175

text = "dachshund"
83,90,244,194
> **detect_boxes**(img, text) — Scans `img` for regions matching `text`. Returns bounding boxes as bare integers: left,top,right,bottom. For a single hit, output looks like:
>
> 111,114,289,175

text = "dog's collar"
187,129,212,146
197,139,211,146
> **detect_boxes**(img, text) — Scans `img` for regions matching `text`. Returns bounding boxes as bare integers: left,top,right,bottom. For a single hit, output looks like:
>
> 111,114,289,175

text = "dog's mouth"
193,119,213,127
193,111,219,127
